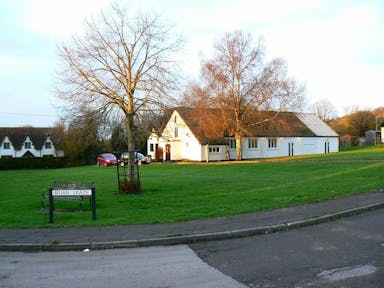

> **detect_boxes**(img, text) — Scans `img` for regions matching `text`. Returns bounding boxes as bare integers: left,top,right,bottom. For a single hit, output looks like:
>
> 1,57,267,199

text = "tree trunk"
235,133,242,160
126,113,136,182
119,110,141,194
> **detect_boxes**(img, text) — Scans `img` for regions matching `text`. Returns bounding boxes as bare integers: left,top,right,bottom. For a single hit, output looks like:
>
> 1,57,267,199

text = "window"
248,138,258,149
174,126,178,137
209,146,220,153
3,142,10,149
226,138,236,149
24,142,31,149
45,141,52,149
150,143,154,152
268,138,277,148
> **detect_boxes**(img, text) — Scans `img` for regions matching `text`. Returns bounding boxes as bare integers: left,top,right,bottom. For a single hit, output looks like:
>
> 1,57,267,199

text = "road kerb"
1,201,384,252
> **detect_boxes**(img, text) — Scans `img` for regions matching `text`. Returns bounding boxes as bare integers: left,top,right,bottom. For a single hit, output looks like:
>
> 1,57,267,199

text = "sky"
0,0,383,127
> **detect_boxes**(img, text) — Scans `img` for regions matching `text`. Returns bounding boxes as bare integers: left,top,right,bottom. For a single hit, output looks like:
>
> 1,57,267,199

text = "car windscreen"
103,154,116,159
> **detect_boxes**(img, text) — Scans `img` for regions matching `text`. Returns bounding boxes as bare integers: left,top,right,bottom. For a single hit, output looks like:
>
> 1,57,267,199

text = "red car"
97,153,118,166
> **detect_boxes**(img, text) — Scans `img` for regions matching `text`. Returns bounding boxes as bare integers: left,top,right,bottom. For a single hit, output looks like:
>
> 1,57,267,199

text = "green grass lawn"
1,145,384,228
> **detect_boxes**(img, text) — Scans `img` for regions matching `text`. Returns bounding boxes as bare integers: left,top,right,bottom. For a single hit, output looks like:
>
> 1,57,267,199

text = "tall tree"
311,98,337,122
56,4,181,190
200,31,304,160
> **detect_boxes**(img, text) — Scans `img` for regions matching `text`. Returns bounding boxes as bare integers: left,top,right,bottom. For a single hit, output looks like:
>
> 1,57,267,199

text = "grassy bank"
0,145,383,228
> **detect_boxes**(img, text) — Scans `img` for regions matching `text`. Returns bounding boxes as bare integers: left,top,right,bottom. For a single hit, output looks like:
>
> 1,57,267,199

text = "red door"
155,146,163,161
165,144,171,161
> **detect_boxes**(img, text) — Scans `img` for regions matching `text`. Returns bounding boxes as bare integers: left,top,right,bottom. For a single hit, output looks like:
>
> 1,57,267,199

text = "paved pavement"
1,190,384,251
0,245,247,288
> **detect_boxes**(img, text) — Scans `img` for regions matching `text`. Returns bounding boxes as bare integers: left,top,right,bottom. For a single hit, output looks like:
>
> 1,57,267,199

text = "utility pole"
375,116,378,146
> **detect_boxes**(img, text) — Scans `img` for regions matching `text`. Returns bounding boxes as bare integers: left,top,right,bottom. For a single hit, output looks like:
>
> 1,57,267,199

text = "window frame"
3,142,10,149
268,138,278,149
208,146,220,153
226,138,236,149
248,138,258,149
24,142,32,149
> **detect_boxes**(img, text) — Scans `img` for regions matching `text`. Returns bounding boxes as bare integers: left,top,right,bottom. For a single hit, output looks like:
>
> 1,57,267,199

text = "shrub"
0,157,68,170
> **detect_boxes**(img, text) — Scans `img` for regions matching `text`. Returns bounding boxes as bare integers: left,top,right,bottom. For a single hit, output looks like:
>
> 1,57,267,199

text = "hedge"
0,157,69,170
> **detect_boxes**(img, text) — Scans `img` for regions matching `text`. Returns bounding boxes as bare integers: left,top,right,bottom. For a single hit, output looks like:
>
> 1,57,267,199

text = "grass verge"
0,145,383,228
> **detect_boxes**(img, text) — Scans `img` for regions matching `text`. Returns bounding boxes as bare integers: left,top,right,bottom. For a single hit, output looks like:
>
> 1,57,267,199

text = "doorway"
324,141,330,154
155,146,163,162
288,142,294,156
165,144,171,161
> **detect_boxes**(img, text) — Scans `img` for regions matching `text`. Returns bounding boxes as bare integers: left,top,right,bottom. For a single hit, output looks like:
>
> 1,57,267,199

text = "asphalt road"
191,209,384,287
1,209,383,288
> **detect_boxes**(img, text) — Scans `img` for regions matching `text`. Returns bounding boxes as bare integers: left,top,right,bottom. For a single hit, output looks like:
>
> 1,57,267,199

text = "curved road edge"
1,200,384,252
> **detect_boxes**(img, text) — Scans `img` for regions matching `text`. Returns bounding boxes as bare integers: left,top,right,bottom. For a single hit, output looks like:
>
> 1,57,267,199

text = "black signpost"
48,181,96,223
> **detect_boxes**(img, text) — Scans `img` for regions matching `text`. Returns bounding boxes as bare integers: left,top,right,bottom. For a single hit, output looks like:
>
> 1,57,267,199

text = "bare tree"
311,98,337,122
56,4,182,191
200,31,304,160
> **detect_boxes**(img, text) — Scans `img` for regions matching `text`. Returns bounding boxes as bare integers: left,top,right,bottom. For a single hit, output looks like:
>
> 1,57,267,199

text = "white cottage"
0,127,64,158
147,108,339,162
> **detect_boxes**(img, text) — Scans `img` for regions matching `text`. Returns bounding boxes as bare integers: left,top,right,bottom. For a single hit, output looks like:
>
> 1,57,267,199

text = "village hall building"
0,127,64,158
147,108,339,162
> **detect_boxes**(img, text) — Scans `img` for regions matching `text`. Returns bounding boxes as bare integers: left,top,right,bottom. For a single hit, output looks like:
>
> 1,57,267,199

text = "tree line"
58,108,167,165
329,107,384,146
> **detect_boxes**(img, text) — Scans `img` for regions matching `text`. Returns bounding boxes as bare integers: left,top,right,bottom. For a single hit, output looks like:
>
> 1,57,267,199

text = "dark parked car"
120,151,151,165
97,153,118,166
